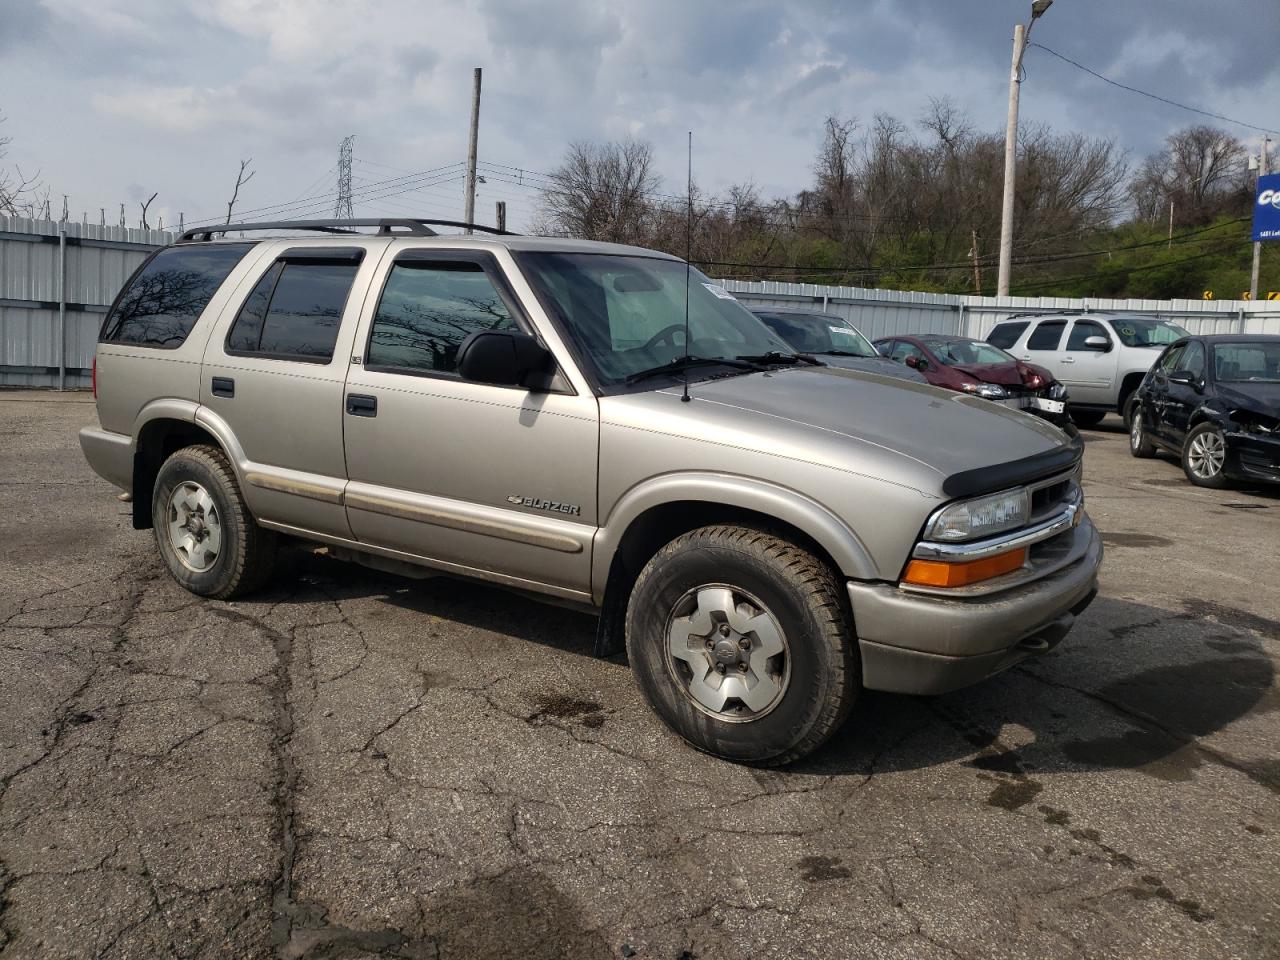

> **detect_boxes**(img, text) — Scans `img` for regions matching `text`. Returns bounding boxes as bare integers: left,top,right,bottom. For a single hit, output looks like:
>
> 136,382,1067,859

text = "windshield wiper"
819,350,877,359
735,351,824,366
624,355,764,385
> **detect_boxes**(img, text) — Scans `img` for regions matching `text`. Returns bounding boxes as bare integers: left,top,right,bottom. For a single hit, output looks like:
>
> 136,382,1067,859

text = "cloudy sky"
2,0,1277,232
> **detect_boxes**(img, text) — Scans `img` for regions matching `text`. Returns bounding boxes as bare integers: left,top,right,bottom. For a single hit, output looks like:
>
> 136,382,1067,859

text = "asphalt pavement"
0,391,1276,960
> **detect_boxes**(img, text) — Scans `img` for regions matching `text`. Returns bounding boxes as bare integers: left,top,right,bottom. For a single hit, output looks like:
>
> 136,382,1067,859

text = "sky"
1,0,1277,233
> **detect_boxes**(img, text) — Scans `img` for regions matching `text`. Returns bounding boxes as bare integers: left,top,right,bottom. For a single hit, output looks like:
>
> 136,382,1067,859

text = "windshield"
929,340,1015,366
1214,341,1280,382
754,312,878,357
518,253,790,386
1108,317,1189,348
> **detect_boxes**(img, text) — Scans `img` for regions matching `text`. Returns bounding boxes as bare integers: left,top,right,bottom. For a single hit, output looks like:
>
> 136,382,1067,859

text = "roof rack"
178,218,518,243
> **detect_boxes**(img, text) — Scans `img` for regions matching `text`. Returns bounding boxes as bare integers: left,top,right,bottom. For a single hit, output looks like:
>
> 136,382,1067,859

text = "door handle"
1061,357,1075,363
346,393,377,417
211,376,235,398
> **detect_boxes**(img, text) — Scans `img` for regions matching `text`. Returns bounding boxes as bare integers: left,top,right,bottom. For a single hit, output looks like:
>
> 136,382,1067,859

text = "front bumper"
1225,430,1280,484
847,516,1102,695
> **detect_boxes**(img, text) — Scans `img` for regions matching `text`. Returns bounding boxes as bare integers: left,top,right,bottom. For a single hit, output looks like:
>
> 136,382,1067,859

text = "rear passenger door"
201,243,382,538
1018,319,1069,382
340,248,599,600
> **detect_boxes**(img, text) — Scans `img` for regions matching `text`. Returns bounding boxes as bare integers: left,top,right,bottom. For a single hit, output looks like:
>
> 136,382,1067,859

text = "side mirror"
905,355,925,370
456,330,554,388
1083,335,1111,352
1168,370,1203,391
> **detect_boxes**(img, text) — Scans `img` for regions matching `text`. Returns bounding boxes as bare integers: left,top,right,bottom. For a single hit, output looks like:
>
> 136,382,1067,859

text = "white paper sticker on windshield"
702,282,736,300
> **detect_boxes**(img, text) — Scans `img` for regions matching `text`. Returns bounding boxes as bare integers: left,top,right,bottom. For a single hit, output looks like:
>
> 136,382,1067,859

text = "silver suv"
987,312,1190,428
81,218,1102,765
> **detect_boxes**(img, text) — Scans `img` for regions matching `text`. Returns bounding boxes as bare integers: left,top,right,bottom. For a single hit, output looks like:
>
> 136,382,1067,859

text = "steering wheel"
643,324,688,351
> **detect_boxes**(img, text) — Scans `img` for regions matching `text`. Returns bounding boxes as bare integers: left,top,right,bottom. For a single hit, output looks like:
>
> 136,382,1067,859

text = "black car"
750,309,927,383
1130,334,1280,487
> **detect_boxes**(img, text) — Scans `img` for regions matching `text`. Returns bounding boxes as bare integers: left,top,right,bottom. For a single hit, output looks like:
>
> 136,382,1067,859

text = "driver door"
340,248,599,600
1161,340,1206,445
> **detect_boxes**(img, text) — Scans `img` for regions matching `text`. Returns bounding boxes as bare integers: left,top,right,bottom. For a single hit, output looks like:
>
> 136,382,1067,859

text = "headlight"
1047,383,1068,400
961,382,1009,400
925,488,1030,542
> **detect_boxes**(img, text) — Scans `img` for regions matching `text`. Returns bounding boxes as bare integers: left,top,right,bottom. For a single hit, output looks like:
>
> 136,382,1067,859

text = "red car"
873,334,1070,427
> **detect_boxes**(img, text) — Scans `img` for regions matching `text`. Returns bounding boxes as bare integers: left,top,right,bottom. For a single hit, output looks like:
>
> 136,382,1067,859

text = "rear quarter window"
101,243,254,348
986,322,1028,349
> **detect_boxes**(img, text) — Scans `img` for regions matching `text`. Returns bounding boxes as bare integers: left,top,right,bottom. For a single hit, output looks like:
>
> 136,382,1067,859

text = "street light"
996,0,1054,297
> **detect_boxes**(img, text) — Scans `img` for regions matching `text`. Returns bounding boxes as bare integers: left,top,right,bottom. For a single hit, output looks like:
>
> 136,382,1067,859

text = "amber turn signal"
903,548,1028,588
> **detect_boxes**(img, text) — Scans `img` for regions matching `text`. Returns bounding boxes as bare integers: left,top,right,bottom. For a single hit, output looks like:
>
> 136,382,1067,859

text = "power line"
1008,243,1247,295
1029,43,1280,136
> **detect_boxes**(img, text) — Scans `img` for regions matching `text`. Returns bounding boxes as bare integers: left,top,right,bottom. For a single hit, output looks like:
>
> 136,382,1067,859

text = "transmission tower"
335,135,355,219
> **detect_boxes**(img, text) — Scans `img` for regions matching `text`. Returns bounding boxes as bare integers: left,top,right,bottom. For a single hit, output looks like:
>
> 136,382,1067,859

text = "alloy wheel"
665,584,790,722
1187,430,1225,480
167,481,222,572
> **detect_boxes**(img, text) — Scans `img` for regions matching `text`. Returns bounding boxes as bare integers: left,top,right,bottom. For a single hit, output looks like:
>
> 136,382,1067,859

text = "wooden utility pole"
464,67,482,233
970,229,983,295
495,200,506,232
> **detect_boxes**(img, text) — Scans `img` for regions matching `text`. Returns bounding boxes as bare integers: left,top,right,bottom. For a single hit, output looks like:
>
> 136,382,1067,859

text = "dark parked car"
874,334,1069,427
751,309,927,382
1130,334,1280,488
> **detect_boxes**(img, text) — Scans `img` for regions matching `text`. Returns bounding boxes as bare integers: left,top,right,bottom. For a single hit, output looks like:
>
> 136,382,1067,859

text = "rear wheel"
625,525,857,766
1129,408,1156,458
1182,423,1230,489
1069,409,1107,429
152,444,278,598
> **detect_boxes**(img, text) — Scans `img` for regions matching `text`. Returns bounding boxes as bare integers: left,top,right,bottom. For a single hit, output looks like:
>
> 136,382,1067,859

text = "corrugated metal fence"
0,216,175,388
2,215,1278,388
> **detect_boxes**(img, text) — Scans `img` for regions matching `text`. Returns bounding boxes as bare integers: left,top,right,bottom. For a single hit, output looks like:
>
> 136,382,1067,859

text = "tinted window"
1213,341,1280,382
1066,320,1109,351
1159,344,1185,373
102,243,253,347
1181,341,1206,379
367,261,520,375
929,340,1014,366
227,258,360,361
755,313,877,357
987,322,1028,349
1027,320,1066,351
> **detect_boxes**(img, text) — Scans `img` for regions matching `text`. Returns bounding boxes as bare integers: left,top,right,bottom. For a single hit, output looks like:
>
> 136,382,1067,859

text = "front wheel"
152,444,278,598
1069,409,1107,429
1182,423,1231,489
625,525,857,766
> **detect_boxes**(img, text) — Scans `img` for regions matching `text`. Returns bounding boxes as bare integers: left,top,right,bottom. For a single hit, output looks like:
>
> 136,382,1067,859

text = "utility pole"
1250,136,1270,301
997,0,1053,297
970,229,983,295
335,135,355,220
464,67,482,233
495,200,506,233
1168,199,1174,248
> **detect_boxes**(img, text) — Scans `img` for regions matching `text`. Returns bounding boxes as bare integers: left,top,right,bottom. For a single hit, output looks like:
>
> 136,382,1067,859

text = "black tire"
1181,422,1231,489
1129,406,1156,458
151,444,278,599
1121,392,1139,431
1069,409,1107,429
625,525,857,766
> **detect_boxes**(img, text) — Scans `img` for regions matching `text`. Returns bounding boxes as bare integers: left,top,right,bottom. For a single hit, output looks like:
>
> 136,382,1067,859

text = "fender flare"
591,471,878,601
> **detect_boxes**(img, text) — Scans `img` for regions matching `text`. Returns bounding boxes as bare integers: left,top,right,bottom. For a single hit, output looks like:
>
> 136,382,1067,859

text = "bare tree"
536,140,659,245
225,158,256,224
139,191,158,230
0,113,42,217
1129,126,1249,226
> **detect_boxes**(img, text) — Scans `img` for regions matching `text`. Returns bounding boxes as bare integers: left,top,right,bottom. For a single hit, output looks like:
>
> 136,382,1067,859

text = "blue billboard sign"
1254,173,1280,241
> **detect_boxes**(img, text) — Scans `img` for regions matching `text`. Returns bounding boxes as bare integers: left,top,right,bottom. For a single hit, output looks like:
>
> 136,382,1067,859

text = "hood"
949,360,1054,388
1217,382,1280,417
601,365,1071,497
818,354,927,382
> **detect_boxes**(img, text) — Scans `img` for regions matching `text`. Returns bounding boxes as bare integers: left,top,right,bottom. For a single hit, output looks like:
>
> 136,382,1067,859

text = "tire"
1069,409,1107,429
625,525,857,766
1122,394,1140,432
1129,407,1156,458
151,444,278,599
1181,423,1231,489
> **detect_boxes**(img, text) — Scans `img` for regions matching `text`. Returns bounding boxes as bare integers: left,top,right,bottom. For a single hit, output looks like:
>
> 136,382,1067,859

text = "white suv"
986,313,1189,428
